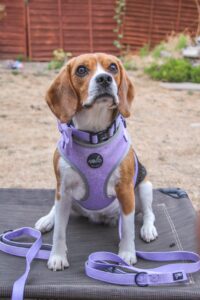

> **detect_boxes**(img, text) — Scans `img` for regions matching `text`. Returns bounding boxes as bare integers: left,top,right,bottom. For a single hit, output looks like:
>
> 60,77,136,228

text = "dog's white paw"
118,250,137,265
35,214,54,233
47,254,69,271
140,224,158,243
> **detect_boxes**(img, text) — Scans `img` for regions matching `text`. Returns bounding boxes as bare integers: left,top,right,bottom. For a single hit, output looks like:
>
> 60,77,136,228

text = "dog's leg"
47,190,72,271
35,204,55,233
138,180,158,242
47,154,85,271
118,207,137,265
116,183,137,265
115,149,137,265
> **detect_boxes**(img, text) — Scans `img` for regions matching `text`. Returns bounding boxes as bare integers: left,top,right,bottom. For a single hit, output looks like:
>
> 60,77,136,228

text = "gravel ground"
0,62,199,209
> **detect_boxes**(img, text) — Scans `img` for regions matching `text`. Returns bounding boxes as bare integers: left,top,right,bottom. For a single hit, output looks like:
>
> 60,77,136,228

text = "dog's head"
46,53,134,123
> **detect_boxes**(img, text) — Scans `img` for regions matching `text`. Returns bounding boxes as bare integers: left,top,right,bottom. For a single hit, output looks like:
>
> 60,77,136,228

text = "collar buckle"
97,130,110,143
89,130,110,144
89,119,118,144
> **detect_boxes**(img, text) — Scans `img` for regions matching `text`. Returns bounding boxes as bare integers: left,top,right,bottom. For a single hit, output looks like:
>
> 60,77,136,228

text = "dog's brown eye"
76,65,88,77
108,63,118,74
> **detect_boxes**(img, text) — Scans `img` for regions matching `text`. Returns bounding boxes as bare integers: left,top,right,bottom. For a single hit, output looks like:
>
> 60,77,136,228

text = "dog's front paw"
47,253,69,271
118,250,137,265
140,224,158,243
35,214,54,233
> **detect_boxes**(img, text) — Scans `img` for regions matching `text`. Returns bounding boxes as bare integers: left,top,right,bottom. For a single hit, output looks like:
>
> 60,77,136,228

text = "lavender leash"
0,227,200,300
85,250,200,286
0,227,50,300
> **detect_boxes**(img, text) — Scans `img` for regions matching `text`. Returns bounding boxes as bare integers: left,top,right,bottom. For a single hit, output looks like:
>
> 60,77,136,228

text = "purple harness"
57,114,138,210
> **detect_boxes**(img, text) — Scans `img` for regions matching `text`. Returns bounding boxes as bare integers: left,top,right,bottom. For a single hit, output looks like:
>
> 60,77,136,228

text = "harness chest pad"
57,116,138,211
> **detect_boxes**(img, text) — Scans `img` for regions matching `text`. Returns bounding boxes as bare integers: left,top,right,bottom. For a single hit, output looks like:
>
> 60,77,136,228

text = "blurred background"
0,0,199,209
0,0,199,60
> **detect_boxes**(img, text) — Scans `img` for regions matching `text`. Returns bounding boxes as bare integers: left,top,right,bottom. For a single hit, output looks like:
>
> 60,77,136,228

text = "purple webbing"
0,228,49,300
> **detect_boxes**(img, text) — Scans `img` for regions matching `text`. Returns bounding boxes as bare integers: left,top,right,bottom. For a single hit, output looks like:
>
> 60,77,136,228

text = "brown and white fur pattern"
35,53,158,271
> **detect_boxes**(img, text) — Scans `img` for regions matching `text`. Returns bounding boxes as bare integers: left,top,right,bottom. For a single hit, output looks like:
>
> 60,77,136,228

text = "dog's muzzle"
83,92,117,108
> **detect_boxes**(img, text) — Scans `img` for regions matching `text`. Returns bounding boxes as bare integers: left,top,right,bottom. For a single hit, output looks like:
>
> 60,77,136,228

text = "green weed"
48,49,72,70
152,43,166,58
139,44,150,57
175,34,188,50
145,58,192,82
190,66,200,83
123,59,137,71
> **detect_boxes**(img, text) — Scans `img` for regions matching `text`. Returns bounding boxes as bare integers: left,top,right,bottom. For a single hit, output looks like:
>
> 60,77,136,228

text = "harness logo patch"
87,153,103,168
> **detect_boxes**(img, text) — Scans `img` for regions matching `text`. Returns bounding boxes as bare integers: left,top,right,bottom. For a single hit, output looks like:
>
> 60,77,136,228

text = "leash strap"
0,227,50,300
0,227,200,298
85,251,200,286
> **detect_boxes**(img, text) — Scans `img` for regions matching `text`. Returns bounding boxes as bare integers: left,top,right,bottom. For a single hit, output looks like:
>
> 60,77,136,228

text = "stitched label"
173,272,183,281
87,153,103,168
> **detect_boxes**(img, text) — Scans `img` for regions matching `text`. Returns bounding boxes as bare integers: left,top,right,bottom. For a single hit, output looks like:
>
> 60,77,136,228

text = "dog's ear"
45,60,78,123
118,61,134,118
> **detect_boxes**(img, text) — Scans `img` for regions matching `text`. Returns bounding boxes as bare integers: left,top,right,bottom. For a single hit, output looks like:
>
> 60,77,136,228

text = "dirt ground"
0,62,199,209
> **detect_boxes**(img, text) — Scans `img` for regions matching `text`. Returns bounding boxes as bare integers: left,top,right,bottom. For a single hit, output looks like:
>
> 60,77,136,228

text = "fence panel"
26,0,60,61
91,0,118,54
0,0,26,59
61,0,91,56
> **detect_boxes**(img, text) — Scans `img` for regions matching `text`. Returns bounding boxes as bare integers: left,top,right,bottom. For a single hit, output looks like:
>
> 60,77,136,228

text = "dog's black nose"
95,74,112,87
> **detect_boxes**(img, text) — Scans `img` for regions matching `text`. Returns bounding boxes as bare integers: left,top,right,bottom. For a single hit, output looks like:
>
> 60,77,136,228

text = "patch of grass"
123,59,137,71
145,58,192,82
16,54,26,62
190,66,200,83
152,43,166,58
139,44,150,57
11,70,20,75
48,49,72,70
48,60,64,70
175,33,188,50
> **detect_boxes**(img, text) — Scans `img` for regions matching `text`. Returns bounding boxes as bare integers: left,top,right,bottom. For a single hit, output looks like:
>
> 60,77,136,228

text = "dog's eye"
76,65,88,77
108,63,118,74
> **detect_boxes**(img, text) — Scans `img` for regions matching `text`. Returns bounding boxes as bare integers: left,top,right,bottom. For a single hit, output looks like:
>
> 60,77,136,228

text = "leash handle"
0,227,48,300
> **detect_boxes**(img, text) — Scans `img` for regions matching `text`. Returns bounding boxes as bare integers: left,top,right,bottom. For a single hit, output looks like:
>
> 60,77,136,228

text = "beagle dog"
35,53,158,271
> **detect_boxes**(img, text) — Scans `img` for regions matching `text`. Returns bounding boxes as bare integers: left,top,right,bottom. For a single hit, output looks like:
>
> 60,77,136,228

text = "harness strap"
0,227,200,300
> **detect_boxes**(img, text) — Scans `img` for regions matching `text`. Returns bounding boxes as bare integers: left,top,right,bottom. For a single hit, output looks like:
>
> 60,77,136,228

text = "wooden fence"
123,0,199,51
0,0,199,61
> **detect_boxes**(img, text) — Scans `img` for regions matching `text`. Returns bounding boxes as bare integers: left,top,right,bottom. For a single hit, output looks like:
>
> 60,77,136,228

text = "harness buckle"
135,272,149,287
97,131,110,143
